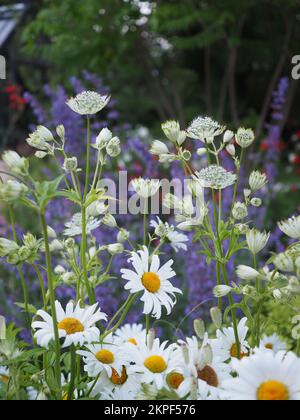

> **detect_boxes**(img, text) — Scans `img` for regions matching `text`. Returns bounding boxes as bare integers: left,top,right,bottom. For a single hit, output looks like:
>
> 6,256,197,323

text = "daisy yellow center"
197,366,219,388
110,366,128,385
57,318,84,335
128,338,138,346
142,272,161,293
144,355,167,373
230,344,248,359
0,375,9,384
265,343,273,350
96,349,115,365
257,381,289,401
167,372,184,390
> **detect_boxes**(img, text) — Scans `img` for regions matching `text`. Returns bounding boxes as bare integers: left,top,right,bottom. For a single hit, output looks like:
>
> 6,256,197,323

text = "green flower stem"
143,199,148,246
67,344,77,401
297,339,300,357
253,254,262,346
32,263,47,310
40,212,62,398
80,205,95,304
84,116,91,199
105,294,132,331
145,314,150,344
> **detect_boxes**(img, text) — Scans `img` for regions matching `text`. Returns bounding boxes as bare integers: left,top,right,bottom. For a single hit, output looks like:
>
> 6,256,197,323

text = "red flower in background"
2,83,27,111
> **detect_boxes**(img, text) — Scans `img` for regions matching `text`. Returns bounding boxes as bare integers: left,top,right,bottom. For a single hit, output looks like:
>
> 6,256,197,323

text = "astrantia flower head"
193,165,237,190
161,120,186,145
131,178,161,198
32,301,107,348
0,180,29,202
121,246,182,319
150,140,169,156
273,252,294,272
236,265,260,281
232,202,248,220
2,151,29,176
106,137,121,157
278,215,300,239
26,126,54,155
249,171,268,191
94,128,113,150
64,213,101,237
150,217,189,252
0,238,19,257
236,127,255,148
221,350,300,400
187,117,225,143
246,229,270,254
66,91,110,115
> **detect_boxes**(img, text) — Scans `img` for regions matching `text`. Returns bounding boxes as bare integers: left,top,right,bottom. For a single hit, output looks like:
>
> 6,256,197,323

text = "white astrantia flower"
107,243,124,256
246,229,270,254
121,246,182,319
86,201,108,218
213,285,233,298
124,338,175,389
223,130,234,143
232,202,248,220
211,318,250,361
260,334,287,354
66,91,110,115
0,180,29,202
278,215,300,239
249,171,268,191
150,217,189,252
273,253,294,272
32,301,107,348
114,323,146,347
0,238,19,257
131,178,161,198
93,128,113,150
150,140,169,156
102,213,118,228
106,137,121,157
77,334,123,377
236,265,260,281
26,126,54,154
161,120,186,146
2,151,29,176
63,157,78,173
236,127,255,148
117,228,130,243
221,350,300,400
63,213,101,237
187,117,225,143
250,198,262,207
193,165,237,190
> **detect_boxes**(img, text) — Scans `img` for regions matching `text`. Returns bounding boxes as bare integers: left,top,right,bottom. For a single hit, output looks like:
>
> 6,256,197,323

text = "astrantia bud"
232,202,248,220
87,201,108,218
273,289,283,300
95,128,112,149
54,265,66,275
47,226,57,239
234,223,249,235
250,198,262,207
49,239,64,252
117,229,130,243
63,157,78,173
244,189,251,199
107,243,124,256
64,238,75,249
249,171,267,191
278,215,300,239
226,144,236,156
210,307,222,329
193,319,205,339
196,148,207,157
274,253,294,272
236,127,255,148
35,151,48,159
56,125,65,140
6,253,20,265
0,180,29,202
23,233,38,250
2,151,29,176
36,126,54,142
180,149,192,161
246,229,270,254
0,238,19,257
161,120,181,143
18,246,31,261
213,285,232,298
150,140,169,156
236,265,260,280
223,130,234,143
106,137,121,157
102,214,118,228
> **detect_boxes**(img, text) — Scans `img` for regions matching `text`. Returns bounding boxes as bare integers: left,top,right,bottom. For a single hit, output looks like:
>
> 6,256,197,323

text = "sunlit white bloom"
226,144,236,156
78,334,123,377
66,91,110,115
94,128,113,150
150,140,169,156
260,334,287,353
0,238,19,257
150,217,189,252
131,178,161,198
246,229,270,254
121,246,182,319
221,350,300,400
124,338,175,389
236,265,260,281
213,285,233,298
107,243,124,256
249,171,268,191
64,213,101,237
232,202,248,220
212,318,250,361
100,388,136,401
236,127,255,148
0,180,29,202
187,117,225,142
2,151,29,176
193,165,237,190
161,120,186,145
223,130,234,143
114,323,146,347
26,126,54,154
32,301,107,348
278,215,300,239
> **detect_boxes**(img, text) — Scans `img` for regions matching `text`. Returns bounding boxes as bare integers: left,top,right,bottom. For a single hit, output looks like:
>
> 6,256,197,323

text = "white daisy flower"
246,229,270,254
64,213,101,237
121,246,182,319
100,388,136,400
114,323,146,347
66,91,110,115
278,215,300,239
150,217,189,252
187,117,225,142
124,338,175,389
32,301,107,348
260,334,287,353
221,350,300,400
212,318,250,362
77,334,123,377
193,165,237,190
131,178,161,198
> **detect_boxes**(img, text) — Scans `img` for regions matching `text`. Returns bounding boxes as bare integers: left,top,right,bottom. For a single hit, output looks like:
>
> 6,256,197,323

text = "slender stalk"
32,263,47,310
67,345,77,401
80,205,94,304
40,212,62,397
84,117,91,199
143,199,148,246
